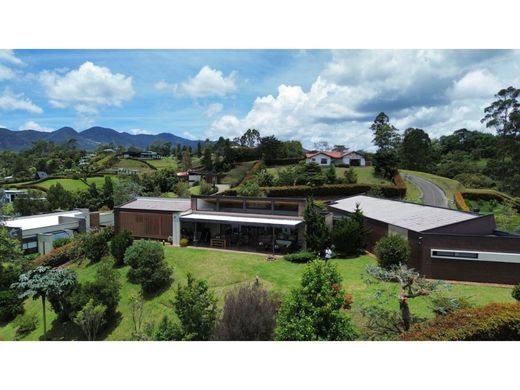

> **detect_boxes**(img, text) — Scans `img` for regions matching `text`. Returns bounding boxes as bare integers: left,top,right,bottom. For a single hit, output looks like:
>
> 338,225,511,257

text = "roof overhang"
180,212,303,227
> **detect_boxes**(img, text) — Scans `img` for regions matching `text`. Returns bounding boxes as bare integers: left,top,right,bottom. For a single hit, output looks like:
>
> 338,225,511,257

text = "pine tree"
303,196,330,253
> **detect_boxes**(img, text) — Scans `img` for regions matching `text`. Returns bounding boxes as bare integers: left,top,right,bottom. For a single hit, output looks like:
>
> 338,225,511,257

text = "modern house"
305,151,366,166
34,171,49,180
177,170,218,187
115,196,311,253
328,195,520,284
3,210,91,255
1,189,28,203
140,151,161,160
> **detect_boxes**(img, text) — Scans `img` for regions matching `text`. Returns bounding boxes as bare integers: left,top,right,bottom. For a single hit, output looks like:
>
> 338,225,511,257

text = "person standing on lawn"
324,246,332,262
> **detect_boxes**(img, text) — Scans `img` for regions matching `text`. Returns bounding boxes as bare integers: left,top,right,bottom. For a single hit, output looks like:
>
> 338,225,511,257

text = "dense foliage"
110,230,134,266
512,283,520,301
84,231,109,263
283,251,317,263
275,260,358,341
374,234,411,269
303,197,330,254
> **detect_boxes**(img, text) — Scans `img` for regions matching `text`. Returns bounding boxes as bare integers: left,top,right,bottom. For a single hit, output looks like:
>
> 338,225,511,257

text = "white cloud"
448,69,500,100
39,61,135,113
0,64,15,81
183,131,197,139
128,128,154,135
19,120,54,132
0,88,43,114
204,102,223,117
0,50,24,65
157,66,236,98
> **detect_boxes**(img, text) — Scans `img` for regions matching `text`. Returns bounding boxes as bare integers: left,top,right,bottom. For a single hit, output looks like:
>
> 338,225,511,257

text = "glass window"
245,200,272,213
320,158,327,164
197,198,217,211
273,201,299,216
219,199,244,212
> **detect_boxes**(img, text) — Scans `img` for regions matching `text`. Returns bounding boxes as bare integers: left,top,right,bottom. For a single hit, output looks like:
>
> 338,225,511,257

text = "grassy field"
266,165,389,185
465,198,520,232
1,247,513,341
221,161,256,185
113,159,155,171
404,176,423,204
143,157,177,170
35,176,118,191
401,169,465,207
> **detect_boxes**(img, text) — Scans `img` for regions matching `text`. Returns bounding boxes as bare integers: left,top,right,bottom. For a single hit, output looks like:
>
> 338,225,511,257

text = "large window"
273,201,299,216
431,250,479,260
219,198,244,212
245,200,271,213
197,198,217,211
320,158,327,164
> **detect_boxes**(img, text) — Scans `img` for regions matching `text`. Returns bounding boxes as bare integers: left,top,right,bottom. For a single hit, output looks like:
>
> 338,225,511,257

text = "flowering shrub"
179,238,189,247
343,294,353,310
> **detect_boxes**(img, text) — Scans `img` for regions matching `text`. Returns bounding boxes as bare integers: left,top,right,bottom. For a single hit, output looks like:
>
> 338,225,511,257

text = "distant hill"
0,126,200,151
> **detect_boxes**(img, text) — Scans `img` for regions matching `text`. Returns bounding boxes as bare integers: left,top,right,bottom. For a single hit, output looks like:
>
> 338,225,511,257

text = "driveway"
403,173,448,208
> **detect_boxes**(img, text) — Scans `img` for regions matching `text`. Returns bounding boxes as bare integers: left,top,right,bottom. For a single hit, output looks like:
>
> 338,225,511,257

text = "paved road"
403,173,448,208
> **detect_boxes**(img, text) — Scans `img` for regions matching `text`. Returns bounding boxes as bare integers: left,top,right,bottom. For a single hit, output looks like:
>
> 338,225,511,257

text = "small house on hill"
305,151,365,166
35,171,48,180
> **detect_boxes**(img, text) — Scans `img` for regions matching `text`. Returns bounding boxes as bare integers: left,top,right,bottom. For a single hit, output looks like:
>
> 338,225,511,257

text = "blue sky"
1,49,519,150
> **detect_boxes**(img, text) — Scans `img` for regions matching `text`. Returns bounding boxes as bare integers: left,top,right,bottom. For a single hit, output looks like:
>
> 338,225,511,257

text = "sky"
0,49,519,150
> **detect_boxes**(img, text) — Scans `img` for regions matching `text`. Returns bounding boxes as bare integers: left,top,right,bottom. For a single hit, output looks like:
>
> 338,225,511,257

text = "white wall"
305,154,331,165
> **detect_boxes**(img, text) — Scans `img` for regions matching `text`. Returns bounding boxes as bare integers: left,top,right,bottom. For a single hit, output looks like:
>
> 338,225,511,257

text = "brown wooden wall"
116,210,172,240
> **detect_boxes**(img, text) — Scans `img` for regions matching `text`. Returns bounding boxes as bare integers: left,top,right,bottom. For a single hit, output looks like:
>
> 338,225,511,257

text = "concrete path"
403,173,448,208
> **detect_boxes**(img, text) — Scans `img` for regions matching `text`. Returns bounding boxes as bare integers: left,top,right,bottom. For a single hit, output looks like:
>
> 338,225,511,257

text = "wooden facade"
115,210,173,240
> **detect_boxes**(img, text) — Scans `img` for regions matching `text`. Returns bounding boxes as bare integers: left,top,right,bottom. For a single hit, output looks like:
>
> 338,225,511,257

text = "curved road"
403,173,448,208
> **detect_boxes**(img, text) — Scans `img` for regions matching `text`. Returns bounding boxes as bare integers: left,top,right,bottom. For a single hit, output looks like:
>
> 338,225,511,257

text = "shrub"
30,240,84,268
84,232,108,263
430,294,473,316
512,283,520,301
215,280,280,341
124,240,173,293
83,260,121,320
343,167,358,184
454,192,470,212
374,235,411,269
13,313,38,339
110,230,134,266
53,237,72,249
275,260,358,341
0,290,25,321
179,238,189,247
283,251,316,264
332,217,363,256
236,180,264,197
402,303,520,341
99,226,114,242
304,197,330,253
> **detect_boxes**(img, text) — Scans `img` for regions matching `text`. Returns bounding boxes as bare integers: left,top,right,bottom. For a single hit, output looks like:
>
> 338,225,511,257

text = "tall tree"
370,112,400,178
303,197,330,253
103,176,114,209
239,128,261,148
47,183,74,211
202,148,213,171
11,266,77,340
400,128,433,171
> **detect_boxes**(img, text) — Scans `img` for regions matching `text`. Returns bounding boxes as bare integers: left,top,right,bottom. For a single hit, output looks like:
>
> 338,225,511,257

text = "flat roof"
180,212,303,227
329,195,482,232
117,197,191,212
4,210,85,231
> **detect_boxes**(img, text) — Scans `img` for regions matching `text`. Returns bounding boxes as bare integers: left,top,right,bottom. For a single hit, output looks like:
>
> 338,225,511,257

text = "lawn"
404,176,423,204
266,165,389,185
143,157,177,170
400,169,465,207
0,247,513,341
465,198,520,232
221,161,256,185
113,159,155,171
35,176,118,191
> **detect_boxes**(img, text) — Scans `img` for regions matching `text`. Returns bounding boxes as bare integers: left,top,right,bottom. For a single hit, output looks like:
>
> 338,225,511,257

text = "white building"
2,189,28,203
305,151,366,166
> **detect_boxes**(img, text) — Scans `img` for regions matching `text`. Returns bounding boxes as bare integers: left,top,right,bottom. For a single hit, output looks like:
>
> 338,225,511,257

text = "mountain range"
0,126,200,151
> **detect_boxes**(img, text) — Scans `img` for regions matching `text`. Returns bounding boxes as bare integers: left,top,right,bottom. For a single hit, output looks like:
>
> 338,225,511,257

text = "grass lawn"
35,176,118,191
113,159,155,171
221,161,256,185
144,157,177,170
465,198,520,232
401,169,465,207
404,176,423,204
189,185,201,195
266,165,389,185
1,247,513,341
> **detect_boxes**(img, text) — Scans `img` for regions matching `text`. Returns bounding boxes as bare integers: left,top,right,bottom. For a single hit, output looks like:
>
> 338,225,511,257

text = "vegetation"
512,283,520,301
331,204,366,256
124,240,172,293
73,299,106,341
110,230,134,266
303,197,330,254
374,234,411,269
283,251,316,264
215,279,280,341
275,260,358,341
83,231,109,263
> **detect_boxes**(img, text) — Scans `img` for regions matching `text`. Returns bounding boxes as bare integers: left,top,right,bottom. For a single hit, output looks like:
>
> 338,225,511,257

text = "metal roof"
180,212,303,227
329,195,481,232
4,210,86,231
117,197,191,212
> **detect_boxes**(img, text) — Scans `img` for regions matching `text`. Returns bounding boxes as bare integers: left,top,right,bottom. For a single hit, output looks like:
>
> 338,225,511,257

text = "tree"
103,176,114,209
215,279,280,340
332,218,363,256
47,183,74,211
181,149,192,171
196,142,202,158
303,197,330,253
113,179,142,206
202,148,213,171
370,112,400,178
0,263,24,321
110,230,134,266
374,234,411,269
258,135,283,160
11,266,77,340
124,240,172,293
74,299,106,341
199,178,215,196
313,141,329,151
239,128,261,148
275,260,358,341
83,260,121,320
236,180,264,197
364,264,446,332
172,273,218,340
129,291,145,339
343,167,358,184
84,232,108,263
13,190,49,216
0,227,23,263
333,144,347,152
173,181,190,198
400,128,433,171
325,164,337,184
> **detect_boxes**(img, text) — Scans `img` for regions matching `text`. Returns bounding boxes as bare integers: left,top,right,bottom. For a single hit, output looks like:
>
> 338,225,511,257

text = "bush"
402,303,520,341
13,313,38,339
461,189,520,211
84,232,108,263
512,283,520,301
53,237,72,249
454,192,470,211
179,238,189,247
110,230,134,266
332,217,363,256
283,251,316,263
374,235,411,269
99,226,114,242
30,240,84,268
430,294,473,316
215,280,280,341
124,240,172,293
0,290,25,321
264,157,303,166
83,260,121,320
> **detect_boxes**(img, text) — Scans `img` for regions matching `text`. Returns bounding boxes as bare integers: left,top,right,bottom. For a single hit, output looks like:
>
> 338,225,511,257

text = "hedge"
284,251,317,263
454,191,470,211
461,189,520,211
238,160,264,186
401,303,520,341
30,238,85,268
264,157,303,166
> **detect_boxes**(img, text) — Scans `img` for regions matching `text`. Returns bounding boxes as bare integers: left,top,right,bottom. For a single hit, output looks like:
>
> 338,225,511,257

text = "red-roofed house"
305,150,366,166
